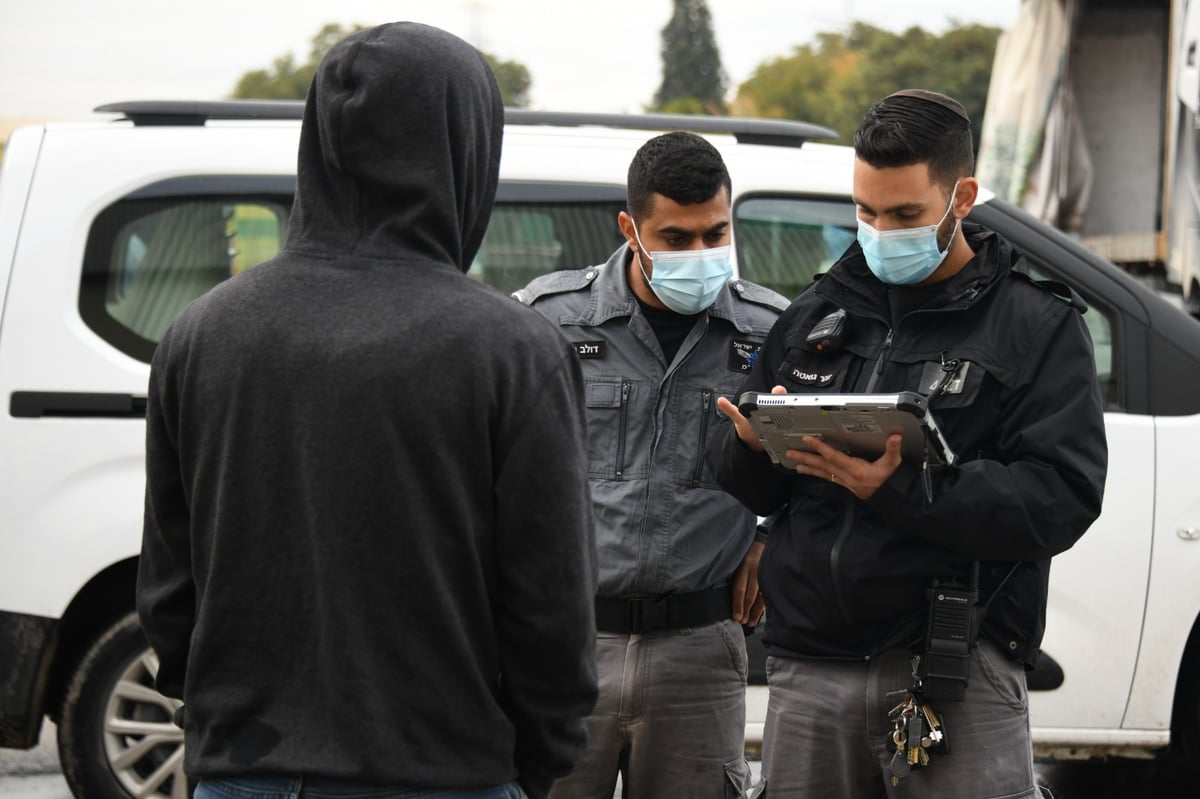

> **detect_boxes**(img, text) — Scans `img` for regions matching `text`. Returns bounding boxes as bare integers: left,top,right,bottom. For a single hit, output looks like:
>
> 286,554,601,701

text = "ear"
953,178,979,219
618,211,639,252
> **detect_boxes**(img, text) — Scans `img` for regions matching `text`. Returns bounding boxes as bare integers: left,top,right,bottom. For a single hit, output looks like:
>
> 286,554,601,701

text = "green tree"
232,23,363,100
654,0,727,114
231,24,533,108
733,22,1001,147
486,54,532,108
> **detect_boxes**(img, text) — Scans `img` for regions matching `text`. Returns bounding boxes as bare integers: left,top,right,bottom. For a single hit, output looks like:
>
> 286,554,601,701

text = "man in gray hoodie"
137,22,597,799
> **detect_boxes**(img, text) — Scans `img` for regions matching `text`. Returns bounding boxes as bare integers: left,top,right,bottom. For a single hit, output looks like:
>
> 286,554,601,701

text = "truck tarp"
976,0,1092,234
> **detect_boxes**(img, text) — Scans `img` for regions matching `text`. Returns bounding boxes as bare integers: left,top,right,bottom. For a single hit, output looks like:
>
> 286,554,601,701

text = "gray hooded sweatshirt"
137,22,597,797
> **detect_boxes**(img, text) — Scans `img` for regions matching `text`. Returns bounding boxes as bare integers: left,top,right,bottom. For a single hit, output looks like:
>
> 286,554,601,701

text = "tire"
57,611,188,799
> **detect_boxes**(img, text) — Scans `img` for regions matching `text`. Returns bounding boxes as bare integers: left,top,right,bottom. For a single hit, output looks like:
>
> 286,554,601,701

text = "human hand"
715,385,788,453
787,433,903,500
731,540,765,626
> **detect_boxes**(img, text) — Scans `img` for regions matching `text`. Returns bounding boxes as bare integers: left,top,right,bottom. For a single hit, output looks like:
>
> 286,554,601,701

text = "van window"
81,191,627,363
81,197,290,362
469,203,626,294
734,196,857,303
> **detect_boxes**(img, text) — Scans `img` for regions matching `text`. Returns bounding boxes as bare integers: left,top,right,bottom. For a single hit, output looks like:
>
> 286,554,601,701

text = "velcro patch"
729,339,762,373
790,368,837,387
919,360,971,395
574,341,606,359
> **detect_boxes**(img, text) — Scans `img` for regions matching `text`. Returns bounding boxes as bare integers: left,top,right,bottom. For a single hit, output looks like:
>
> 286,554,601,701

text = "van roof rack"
505,109,836,147
95,100,305,126
95,101,838,147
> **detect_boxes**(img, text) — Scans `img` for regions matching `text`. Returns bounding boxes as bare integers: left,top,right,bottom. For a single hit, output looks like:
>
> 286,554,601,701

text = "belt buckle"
628,596,670,634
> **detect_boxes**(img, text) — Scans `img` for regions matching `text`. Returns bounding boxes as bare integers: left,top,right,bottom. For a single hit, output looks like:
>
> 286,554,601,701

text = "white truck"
2,101,1200,799
978,0,1200,317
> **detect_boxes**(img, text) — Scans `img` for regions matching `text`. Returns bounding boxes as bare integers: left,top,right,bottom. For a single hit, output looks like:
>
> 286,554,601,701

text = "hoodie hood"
286,22,504,271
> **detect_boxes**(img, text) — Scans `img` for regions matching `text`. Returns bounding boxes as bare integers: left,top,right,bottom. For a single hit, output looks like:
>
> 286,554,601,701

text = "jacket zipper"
691,388,714,485
832,323,895,617
863,328,895,393
615,380,631,479
828,495,857,625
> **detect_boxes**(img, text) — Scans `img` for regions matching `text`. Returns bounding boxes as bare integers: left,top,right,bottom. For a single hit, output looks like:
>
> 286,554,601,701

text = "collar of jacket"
569,243,765,334
816,225,1015,318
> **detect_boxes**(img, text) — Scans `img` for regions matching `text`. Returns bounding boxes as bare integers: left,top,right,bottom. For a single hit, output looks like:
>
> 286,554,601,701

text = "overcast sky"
1,0,1021,123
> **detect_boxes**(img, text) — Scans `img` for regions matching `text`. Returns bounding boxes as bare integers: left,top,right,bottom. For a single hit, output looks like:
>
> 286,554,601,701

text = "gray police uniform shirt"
515,244,787,597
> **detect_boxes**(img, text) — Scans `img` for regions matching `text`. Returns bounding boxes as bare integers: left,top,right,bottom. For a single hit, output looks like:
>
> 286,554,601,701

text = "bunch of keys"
887,657,949,786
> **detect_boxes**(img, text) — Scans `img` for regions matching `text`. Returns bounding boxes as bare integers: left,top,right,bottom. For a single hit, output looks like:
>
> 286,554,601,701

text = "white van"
2,102,1200,799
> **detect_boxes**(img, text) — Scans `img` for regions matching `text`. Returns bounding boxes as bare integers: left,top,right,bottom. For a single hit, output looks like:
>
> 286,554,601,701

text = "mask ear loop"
629,218,655,285
938,180,962,257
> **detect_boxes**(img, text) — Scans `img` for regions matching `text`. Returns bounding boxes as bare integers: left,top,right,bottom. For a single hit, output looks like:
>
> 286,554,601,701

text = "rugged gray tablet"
736,390,958,469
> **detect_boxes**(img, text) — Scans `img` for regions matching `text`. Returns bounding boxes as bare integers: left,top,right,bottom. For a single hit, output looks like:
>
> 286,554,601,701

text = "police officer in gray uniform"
515,131,787,798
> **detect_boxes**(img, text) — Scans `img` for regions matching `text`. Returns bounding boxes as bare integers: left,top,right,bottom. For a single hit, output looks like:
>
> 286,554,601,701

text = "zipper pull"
865,329,895,393
875,329,895,376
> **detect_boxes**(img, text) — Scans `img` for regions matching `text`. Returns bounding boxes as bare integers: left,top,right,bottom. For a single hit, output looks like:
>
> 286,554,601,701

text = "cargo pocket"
688,385,740,489
584,378,631,479
723,757,752,798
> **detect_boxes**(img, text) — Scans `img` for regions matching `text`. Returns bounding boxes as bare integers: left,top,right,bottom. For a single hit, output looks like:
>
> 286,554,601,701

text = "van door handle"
9,391,148,419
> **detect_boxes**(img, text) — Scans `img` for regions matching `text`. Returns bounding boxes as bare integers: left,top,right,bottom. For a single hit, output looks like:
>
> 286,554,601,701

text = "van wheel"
58,612,188,799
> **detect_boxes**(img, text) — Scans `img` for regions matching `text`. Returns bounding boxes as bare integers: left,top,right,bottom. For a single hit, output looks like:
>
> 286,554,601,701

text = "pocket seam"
975,641,1026,714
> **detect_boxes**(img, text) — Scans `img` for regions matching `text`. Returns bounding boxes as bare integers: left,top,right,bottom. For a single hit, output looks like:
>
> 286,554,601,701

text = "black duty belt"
594,584,731,634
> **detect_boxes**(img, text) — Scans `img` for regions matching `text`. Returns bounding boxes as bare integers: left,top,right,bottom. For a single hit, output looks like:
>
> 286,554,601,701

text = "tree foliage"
732,22,1001,147
231,23,533,108
486,55,531,108
654,0,727,114
231,23,360,100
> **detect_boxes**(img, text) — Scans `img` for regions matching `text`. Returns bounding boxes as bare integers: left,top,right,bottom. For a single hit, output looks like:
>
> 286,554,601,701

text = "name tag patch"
729,339,762,373
790,368,837,387
574,340,606,359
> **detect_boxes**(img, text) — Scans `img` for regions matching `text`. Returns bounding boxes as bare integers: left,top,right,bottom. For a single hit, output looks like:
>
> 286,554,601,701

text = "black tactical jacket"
712,225,1108,664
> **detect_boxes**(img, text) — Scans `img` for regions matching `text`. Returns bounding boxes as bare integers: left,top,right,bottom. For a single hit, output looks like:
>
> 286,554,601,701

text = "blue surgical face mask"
631,221,733,314
857,181,960,286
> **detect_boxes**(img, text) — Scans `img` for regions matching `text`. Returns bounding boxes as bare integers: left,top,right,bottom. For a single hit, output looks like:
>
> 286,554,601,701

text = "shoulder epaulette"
511,268,600,305
731,279,790,312
1011,269,1089,314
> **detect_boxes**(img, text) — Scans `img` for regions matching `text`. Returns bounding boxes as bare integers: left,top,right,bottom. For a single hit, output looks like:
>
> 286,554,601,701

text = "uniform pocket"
584,378,632,479
723,756,753,798
974,640,1027,714
717,618,750,682
686,385,740,489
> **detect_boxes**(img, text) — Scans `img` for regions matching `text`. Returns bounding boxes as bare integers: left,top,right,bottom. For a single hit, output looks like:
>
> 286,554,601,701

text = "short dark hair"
627,131,732,222
853,89,974,193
